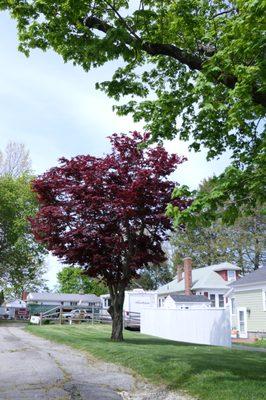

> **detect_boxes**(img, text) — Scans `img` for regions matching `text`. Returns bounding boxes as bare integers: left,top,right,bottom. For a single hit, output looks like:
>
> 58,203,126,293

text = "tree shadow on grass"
153,348,266,384
123,337,203,346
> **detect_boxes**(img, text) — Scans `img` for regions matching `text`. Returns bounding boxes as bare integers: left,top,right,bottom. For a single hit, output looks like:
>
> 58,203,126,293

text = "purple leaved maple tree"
30,132,187,341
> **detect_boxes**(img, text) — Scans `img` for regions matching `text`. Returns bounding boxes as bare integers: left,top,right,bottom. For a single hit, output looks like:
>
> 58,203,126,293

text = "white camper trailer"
123,289,157,313
100,289,157,328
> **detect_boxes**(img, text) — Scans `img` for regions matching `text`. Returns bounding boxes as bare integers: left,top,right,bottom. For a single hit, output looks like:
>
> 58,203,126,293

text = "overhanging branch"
83,16,266,108
84,15,203,71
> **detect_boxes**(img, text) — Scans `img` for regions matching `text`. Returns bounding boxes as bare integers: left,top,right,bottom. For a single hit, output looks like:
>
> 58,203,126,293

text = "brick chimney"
183,257,192,296
21,291,28,301
177,265,183,282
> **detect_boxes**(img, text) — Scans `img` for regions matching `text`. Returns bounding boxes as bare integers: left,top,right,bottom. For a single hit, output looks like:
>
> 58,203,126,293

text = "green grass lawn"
27,324,266,400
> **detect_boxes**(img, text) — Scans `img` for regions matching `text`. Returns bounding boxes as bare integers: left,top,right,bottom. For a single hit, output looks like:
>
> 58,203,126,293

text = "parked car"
62,311,73,319
63,309,91,320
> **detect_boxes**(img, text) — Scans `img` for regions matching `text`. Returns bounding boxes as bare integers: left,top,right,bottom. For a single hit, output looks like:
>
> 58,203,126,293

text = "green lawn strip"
26,324,266,400
233,339,266,348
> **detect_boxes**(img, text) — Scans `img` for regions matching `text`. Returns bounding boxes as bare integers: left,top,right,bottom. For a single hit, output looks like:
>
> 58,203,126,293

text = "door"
237,307,248,338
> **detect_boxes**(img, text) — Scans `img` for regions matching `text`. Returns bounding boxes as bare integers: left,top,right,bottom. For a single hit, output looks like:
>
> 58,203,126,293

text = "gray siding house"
27,293,101,315
227,266,266,338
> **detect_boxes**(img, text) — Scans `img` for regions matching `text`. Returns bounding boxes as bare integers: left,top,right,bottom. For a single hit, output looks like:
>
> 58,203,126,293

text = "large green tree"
1,0,265,221
0,174,47,297
130,261,174,290
171,205,265,272
57,266,107,296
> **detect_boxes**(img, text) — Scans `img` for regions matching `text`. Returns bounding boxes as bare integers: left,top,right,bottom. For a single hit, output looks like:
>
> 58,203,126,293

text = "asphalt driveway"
0,324,133,400
0,324,189,400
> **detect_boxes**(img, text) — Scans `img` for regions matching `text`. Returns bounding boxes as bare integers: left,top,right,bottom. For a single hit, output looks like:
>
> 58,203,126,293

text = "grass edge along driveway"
233,339,266,349
26,324,266,400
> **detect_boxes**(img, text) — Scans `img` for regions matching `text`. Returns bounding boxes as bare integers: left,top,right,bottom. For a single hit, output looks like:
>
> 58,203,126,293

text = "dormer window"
227,270,236,281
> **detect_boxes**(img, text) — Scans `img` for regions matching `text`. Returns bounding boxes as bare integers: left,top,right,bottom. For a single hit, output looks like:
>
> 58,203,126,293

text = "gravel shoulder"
232,344,266,353
0,325,191,400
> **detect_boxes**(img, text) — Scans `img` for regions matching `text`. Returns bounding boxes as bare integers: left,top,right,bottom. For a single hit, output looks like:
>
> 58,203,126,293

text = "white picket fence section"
141,307,231,347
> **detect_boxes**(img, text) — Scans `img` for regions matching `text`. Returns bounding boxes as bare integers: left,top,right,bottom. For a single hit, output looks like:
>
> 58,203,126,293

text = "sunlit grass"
27,324,266,400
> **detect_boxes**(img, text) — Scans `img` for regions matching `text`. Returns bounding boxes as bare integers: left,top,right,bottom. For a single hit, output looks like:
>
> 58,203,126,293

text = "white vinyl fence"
141,307,231,347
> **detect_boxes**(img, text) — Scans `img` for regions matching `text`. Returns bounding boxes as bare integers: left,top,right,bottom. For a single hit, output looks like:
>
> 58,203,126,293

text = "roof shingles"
157,262,241,295
27,292,100,303
169,295,210,303
230,266,266,287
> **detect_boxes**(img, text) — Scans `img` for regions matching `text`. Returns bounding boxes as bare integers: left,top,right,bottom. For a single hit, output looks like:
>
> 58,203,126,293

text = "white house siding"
232,289,266,333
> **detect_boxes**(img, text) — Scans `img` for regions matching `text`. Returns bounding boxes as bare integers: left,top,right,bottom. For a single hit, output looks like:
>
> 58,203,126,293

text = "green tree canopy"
1,1,264,154
1,1,265,222
170,194,265,273
167,158,266,226
130,261,174,290
57,266,107,296
169,178,265,272
0,174,47,297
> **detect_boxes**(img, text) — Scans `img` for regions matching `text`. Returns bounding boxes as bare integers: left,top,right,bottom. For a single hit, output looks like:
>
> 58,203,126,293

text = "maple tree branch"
103,0,141,41
83,15,203,70
211,8,236,19
83,15,266,107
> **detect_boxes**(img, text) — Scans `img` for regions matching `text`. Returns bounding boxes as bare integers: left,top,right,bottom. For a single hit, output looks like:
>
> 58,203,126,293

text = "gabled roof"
192,270,228,290
230,266,266,287
157,262,241,295
4,299,27,308
27,292,100,303
169,295,210,303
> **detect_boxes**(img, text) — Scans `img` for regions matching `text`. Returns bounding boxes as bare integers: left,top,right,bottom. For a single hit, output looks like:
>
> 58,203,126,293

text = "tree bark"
108,283,125,341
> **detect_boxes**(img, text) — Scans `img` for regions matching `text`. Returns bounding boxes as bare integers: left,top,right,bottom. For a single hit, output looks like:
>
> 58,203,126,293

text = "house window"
158,298,165,308
219,294,224,308
231,298,236,314
227,270,236,281
70,302,78,306
104,298,111,308
210,294,216,307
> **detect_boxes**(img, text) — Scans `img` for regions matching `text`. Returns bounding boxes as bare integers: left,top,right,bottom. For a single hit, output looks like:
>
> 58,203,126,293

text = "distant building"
3,299,28,319
27,292,101,315
157,260,241,309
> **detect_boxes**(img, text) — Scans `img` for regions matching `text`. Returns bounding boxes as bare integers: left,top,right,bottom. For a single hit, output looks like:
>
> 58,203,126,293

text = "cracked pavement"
0,325,190,400
0,325,134,400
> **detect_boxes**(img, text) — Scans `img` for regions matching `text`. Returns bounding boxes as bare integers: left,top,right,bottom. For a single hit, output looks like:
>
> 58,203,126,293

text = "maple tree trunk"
108,284,125,342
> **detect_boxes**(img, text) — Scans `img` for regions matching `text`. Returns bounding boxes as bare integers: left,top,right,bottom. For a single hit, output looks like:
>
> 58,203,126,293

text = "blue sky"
0,11,231,289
